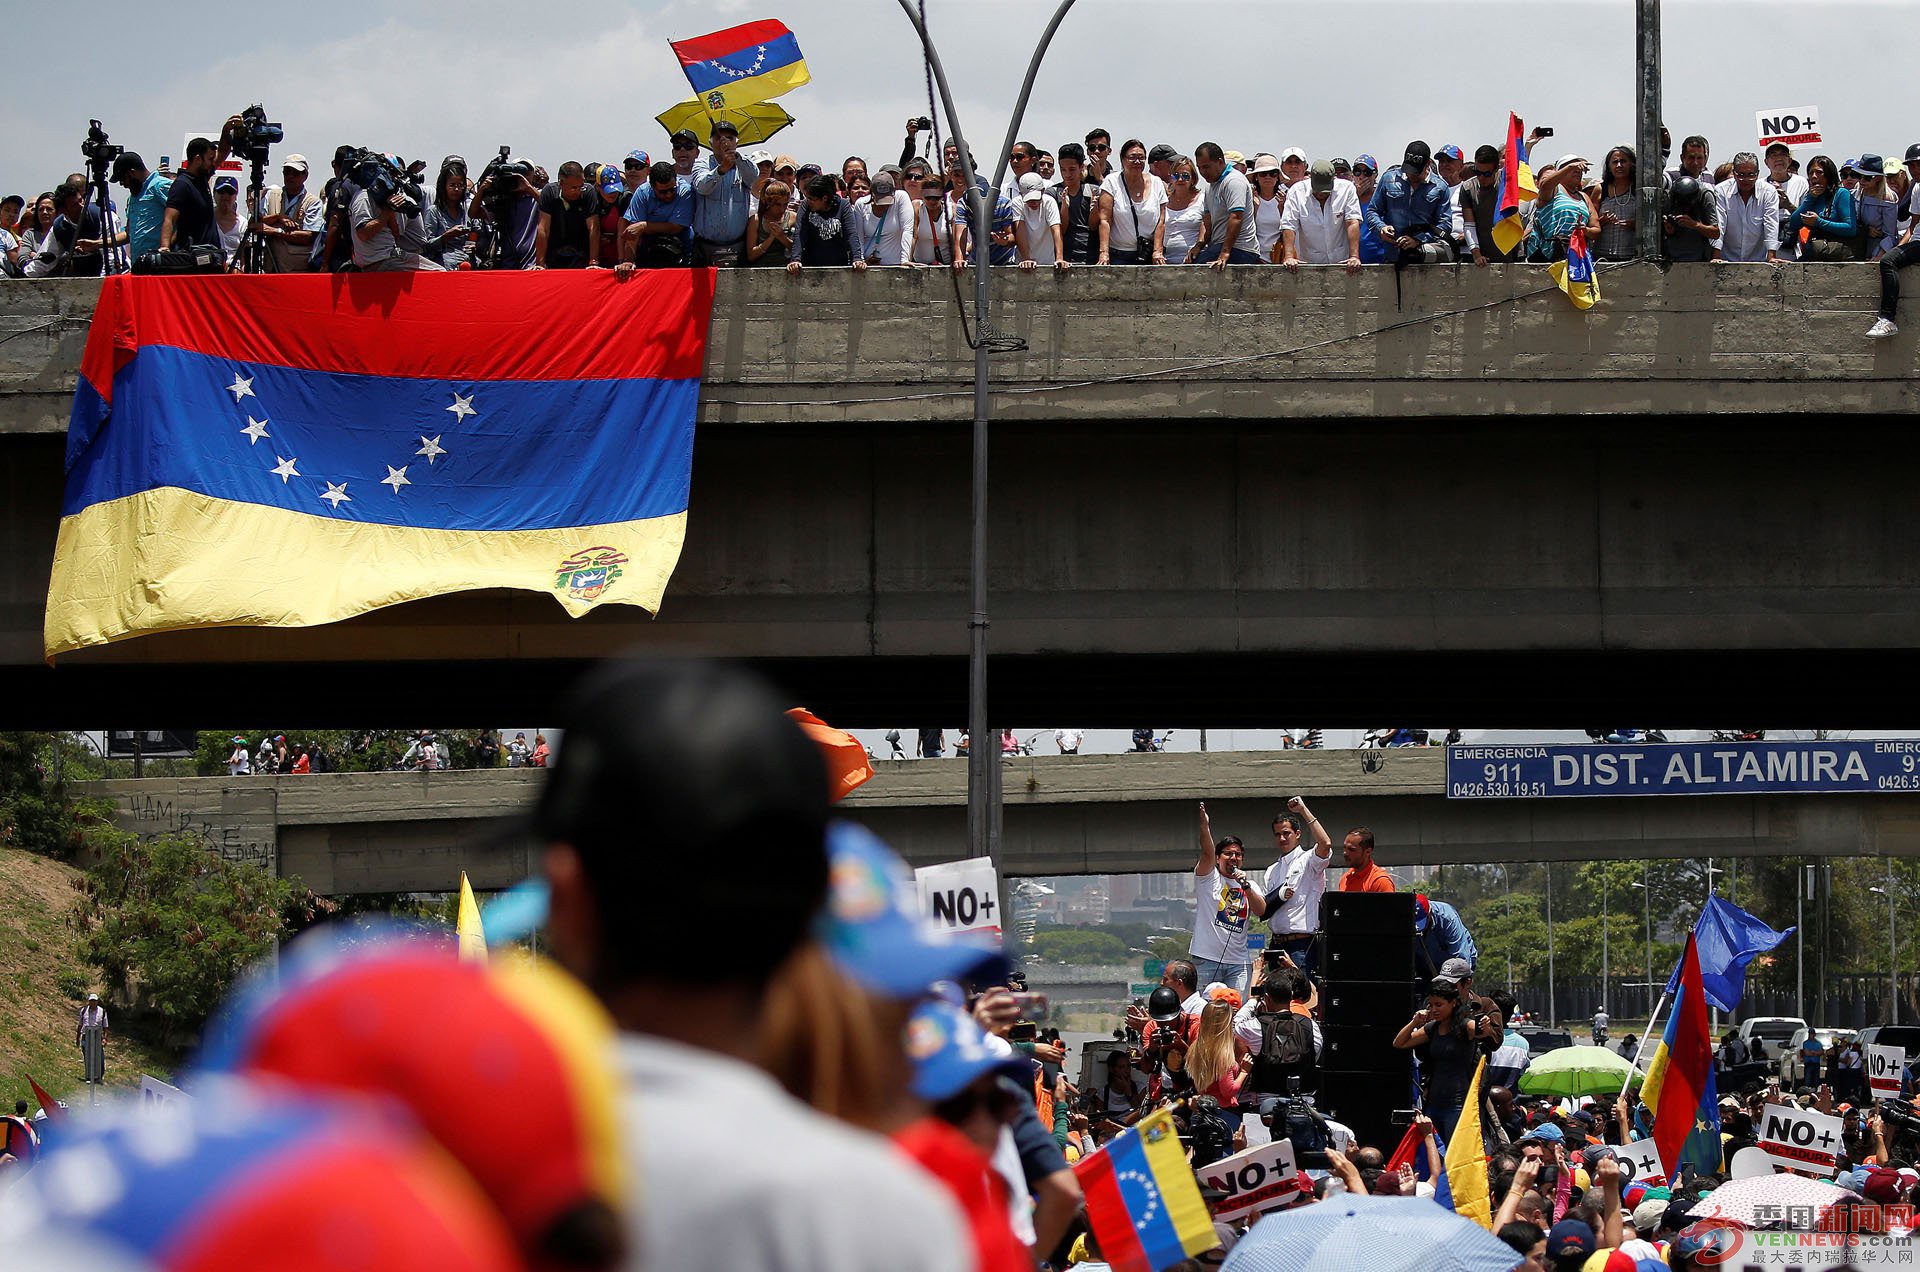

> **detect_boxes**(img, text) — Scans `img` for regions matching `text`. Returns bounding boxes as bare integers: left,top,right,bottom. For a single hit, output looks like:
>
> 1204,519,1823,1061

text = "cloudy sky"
11,0,1914,195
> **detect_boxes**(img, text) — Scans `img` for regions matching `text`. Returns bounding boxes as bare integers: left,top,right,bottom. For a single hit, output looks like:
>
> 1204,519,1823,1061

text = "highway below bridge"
5,267,1920,723
74,748,1920,894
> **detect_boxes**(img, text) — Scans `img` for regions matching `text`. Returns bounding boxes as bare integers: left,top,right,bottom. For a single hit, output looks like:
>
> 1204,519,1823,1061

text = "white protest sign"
915,858,1002,938
1196,1139,1302,1222
1867,1045,1908,1098
1756,1102,1844,1177
1615,1137,1668,1186
1755,106,1822,149
139,1074,190,1109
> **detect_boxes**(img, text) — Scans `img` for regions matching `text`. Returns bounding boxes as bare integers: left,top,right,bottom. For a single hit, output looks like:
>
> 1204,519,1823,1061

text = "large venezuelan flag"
45,271,711,657
1641,933,1722,1182
1074,1106,1216,1272
672,20,811,114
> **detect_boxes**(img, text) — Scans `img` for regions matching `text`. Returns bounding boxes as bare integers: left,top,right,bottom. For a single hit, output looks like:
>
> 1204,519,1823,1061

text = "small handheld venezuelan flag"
671,20,810,114
1073,1106,1217,1272
1549,228,1600,310
1490,112,1536,257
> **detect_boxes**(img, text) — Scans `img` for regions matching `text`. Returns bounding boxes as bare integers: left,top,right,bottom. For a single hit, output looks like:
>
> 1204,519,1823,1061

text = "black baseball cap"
1403,140,1432,168
710,119,739,137
1148,143,1177,163
1905,143,1920,165
670,128,700,149
110,152,144,181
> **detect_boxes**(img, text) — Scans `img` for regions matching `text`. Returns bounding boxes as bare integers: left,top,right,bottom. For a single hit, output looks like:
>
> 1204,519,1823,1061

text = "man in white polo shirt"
1261,795,1333,976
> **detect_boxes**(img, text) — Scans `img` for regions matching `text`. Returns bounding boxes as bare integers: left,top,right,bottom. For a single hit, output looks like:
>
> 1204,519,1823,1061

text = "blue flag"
1664,896,1794,1012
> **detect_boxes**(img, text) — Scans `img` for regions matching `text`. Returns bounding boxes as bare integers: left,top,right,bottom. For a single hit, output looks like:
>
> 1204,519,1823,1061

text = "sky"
9,0,1916,196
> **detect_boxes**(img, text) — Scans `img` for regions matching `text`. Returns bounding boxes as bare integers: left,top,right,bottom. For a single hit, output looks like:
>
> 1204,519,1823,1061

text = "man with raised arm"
1261,795,1333,977
1188,801,1266,996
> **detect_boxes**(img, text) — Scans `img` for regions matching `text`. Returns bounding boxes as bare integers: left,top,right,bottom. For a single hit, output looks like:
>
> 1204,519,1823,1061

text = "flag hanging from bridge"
44,271,711,657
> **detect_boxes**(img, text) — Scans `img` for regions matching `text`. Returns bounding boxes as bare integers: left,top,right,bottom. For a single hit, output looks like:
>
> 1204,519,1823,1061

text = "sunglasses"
672,142,698,151
1089,144,1110,152
1169,173,1194,183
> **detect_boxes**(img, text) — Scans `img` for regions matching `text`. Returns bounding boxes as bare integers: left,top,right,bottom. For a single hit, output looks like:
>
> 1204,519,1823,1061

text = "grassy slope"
0,848,177,1110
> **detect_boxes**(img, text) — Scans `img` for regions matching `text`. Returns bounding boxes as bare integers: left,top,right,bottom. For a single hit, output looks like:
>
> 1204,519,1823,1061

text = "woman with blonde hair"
1183,994,1250,1118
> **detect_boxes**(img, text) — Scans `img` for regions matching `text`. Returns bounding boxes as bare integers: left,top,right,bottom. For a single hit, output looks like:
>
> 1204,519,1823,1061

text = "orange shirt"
1339,860,1395,893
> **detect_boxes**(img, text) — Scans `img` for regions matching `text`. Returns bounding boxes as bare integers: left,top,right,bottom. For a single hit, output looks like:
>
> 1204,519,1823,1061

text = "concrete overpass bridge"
5,266,1920,723
74,748,1920,894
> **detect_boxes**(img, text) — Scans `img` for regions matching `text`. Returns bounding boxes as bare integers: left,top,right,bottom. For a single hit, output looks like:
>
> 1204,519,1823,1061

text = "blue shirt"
624,181,694,252
1365,165,1454,262
1792,187,1856,241
1417,899,1477,971
691,156,752,243
127,172,173,259
955,189,1019,265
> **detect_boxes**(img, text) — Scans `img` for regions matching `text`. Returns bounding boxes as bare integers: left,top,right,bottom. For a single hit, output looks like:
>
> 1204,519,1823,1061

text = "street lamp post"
1602,869,1611,1018
1546,863,1557,1028
892,0,1081,874
1872,872,1898,1025
1634,872,1652,1019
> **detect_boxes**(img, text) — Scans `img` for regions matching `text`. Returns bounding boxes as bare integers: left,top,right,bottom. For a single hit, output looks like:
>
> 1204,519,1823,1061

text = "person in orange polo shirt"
1337,827,1396,892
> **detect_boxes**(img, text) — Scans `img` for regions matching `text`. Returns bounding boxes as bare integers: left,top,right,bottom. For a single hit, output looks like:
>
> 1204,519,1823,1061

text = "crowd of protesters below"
5,661,1919,1272
8,116,1920,338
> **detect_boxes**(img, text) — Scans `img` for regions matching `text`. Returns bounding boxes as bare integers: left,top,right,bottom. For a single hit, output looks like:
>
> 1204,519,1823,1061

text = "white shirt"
1231,999,1324,1058
1279,180,1362,264
1161,198,1205,263
1055,728,1083,752
1251,191,1286,259
1016,194,1060,264
1715,180,1780,261
1262,846,1330,936
614,1033,969,1272
853,196,911,265
1189,866,1253,964
1100,171,1166,253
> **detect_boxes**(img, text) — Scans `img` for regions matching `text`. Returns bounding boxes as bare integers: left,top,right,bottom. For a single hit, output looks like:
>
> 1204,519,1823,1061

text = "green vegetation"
72,829,314,1043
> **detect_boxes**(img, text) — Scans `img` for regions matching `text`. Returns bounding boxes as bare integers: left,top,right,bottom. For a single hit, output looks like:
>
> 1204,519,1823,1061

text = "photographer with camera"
1394,964,1500,1145
159,119,241,253
27,181,105,277
350,155,441,272
899,116,937,168
471,150,542,270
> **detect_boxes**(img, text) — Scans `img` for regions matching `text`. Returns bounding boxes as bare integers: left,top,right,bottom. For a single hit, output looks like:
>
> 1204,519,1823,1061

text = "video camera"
480,146,534,201
80,120,123,172
1267,1076,1332,1170
341,147,424,216
233,104,284,165
1879,1099,1920,1157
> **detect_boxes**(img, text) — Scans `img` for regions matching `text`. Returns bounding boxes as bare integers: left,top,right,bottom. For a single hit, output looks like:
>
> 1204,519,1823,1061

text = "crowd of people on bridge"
8,114,1920,337
6,659,1920,1271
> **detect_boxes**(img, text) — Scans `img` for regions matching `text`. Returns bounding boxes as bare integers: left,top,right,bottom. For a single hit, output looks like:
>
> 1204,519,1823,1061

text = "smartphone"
1536,126,1555,138
1010,992,1050,1022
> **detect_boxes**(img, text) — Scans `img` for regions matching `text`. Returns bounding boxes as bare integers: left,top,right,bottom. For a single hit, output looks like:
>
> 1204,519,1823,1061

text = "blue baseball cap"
906,999,1030,1101
1413,893,1431,932
624,149,651,170
1526,1122,1565,1144
1354,153,1379,173
819,822,1007,999
599,167,624,195
1547,1219,1595,1260
1437,144,1464,161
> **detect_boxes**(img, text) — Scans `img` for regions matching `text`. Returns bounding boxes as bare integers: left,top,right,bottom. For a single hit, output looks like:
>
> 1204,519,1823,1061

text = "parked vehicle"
1858,1024,1920,1061
1518,1027,1574,1056
1776,1027,1857,1087
1736,1016,1807,1067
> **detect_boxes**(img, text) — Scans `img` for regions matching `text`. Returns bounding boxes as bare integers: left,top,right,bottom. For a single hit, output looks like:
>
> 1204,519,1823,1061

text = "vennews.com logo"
1684,1211,1918,1268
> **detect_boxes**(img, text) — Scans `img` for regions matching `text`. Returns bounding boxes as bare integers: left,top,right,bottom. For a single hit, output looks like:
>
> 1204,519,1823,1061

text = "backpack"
1249,1008,1314,1093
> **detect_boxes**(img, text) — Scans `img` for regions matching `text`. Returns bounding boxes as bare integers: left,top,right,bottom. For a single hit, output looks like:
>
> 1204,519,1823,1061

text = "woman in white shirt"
1248,153,1287,262
1014,173,1065,269
1097,138,1166,264
214,178,246,269
911,176,953,265
1162,155,1205,264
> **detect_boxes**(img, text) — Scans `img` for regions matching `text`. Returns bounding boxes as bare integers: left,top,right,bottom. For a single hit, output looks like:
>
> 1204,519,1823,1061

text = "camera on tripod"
233,104,284,164
81,120,124,171
341,148,424,216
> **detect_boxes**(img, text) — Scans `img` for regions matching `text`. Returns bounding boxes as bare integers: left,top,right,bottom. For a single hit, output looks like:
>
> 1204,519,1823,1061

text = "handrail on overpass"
72,747,1920,893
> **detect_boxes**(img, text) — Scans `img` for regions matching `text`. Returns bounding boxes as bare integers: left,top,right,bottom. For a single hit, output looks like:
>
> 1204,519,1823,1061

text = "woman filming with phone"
1394,968,1495,1144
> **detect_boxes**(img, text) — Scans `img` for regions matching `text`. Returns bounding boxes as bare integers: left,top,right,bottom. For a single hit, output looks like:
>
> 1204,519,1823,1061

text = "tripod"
84,154,127,276
232,152,273,274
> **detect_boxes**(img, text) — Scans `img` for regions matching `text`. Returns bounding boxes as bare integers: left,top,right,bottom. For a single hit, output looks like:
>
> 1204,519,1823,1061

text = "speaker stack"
1315,891,1419,1152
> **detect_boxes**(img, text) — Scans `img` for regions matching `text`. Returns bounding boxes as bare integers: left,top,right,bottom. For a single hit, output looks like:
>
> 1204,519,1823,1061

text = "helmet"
1669,175,1703,214
1147,985,1183,1024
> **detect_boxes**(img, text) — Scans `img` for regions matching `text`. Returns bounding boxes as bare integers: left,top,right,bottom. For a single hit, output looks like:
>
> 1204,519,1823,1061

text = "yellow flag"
457,872,487,964
1447,1056,1493,1230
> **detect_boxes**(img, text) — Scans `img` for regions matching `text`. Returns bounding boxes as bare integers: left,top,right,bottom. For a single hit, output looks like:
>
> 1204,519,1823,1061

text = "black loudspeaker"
1318,1058,1414,1152
1319,980,1421,1028
1321,890,1415,935
1321,890,1416,983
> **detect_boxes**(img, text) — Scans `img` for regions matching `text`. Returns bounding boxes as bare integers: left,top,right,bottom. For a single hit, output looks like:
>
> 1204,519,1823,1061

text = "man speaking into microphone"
1188,802,1267,996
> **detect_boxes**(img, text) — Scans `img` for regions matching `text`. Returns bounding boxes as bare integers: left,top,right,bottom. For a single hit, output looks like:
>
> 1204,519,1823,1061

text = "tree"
1028,929,1129,964
72,828,315,1040
0,732,110,860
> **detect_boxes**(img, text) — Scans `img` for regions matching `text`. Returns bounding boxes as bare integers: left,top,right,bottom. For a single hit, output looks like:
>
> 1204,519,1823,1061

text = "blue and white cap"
820,821,1007,999
906,999,1030,1101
